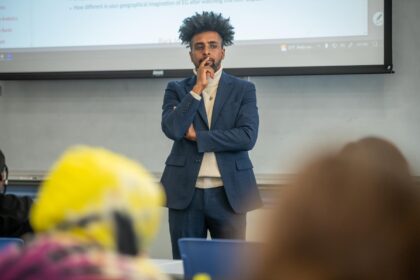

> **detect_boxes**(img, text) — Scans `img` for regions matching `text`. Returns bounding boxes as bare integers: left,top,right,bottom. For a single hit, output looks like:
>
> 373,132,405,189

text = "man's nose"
203,45,211,55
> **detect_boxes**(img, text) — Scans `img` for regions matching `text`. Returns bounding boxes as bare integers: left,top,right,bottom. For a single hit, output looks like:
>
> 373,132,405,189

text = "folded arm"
161,82,201,141
196,83,259,153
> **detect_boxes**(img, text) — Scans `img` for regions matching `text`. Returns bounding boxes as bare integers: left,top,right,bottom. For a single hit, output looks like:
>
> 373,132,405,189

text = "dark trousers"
169,186,247,259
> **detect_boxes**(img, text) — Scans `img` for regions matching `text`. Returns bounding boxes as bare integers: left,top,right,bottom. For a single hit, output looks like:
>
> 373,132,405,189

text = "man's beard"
199,58,220,72
209,61,220,72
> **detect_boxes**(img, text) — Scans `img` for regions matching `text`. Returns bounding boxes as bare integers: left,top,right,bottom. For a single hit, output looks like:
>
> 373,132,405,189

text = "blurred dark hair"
256,137,420,280
340,136,411,177
179,11,234,47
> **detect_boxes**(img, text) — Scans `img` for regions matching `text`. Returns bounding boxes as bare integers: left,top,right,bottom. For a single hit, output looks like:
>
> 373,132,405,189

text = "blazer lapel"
185,76,209,128
211,72,232,127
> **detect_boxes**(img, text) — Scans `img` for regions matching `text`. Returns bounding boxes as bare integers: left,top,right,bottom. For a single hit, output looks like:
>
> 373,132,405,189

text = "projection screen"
0,0,392,79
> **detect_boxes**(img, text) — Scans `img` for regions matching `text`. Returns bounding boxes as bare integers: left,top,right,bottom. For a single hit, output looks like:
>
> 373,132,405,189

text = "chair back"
178,238,262,280
0,237,24,250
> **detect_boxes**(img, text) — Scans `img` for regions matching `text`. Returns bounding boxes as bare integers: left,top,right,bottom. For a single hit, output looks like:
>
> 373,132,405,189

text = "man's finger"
199,57,211,68
204,66,215,79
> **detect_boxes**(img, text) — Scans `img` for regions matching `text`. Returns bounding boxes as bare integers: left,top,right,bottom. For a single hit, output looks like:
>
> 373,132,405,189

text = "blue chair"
178,238,262,280
0,237,24,250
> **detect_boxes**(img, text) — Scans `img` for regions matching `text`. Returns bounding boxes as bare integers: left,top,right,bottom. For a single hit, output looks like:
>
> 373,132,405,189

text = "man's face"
189,31,225,72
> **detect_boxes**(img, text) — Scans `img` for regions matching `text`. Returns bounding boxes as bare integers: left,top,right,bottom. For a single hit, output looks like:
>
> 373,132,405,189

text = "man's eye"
210,44,219,49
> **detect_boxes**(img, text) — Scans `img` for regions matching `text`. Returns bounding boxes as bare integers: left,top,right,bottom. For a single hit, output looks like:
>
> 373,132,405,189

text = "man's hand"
192,57,215,94
185,124,197,141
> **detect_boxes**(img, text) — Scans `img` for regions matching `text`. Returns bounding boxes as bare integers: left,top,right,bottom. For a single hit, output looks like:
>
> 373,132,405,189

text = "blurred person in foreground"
255,137,420,280
0,146,169,280
0,149,33,237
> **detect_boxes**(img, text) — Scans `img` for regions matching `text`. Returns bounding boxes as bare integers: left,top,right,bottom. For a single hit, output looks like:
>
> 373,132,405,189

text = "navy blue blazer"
161,72,262,214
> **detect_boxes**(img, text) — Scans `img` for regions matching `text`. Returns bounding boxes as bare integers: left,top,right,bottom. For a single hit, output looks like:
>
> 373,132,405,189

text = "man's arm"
196,83,259,153
161,82,201,141
162,58,215,141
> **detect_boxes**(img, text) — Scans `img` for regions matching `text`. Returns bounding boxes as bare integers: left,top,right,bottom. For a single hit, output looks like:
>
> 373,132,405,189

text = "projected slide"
0,0,387,77
2,0,367,48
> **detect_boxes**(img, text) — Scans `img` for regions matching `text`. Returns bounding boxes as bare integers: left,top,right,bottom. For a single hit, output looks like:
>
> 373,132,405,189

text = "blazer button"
195,159,201,163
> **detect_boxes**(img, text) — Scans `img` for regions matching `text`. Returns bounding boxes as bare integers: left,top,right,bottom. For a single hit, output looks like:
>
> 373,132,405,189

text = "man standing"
161,12,261,259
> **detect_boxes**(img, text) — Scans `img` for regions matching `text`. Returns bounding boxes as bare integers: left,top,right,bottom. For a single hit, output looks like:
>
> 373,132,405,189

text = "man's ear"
221,48,225,60
189,50,193,63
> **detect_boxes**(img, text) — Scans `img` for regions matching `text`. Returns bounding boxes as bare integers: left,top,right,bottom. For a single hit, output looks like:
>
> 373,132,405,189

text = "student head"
340,136,411,178
258,137,420,280
179,11,234,72
0,149,8,194
30,146,165,256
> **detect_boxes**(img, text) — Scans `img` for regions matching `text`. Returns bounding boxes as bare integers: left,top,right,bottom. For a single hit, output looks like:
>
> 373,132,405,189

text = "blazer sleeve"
196,82,259,153
161,81,201,141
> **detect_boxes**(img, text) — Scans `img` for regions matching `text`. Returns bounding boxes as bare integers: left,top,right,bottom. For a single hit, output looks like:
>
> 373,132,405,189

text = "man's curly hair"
179,11,235,48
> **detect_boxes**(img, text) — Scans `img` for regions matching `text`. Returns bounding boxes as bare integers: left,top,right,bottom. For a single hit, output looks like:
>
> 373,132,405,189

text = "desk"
152,259,184,280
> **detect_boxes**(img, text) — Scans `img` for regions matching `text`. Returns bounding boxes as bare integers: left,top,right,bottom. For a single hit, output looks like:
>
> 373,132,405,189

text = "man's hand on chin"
192,57,214,94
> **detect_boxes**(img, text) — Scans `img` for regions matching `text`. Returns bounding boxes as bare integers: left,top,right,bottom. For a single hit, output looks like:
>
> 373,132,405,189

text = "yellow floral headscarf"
30,146,165,255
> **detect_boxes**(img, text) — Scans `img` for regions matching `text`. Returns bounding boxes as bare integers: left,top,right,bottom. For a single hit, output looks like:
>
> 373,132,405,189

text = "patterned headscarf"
30,146,165,255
